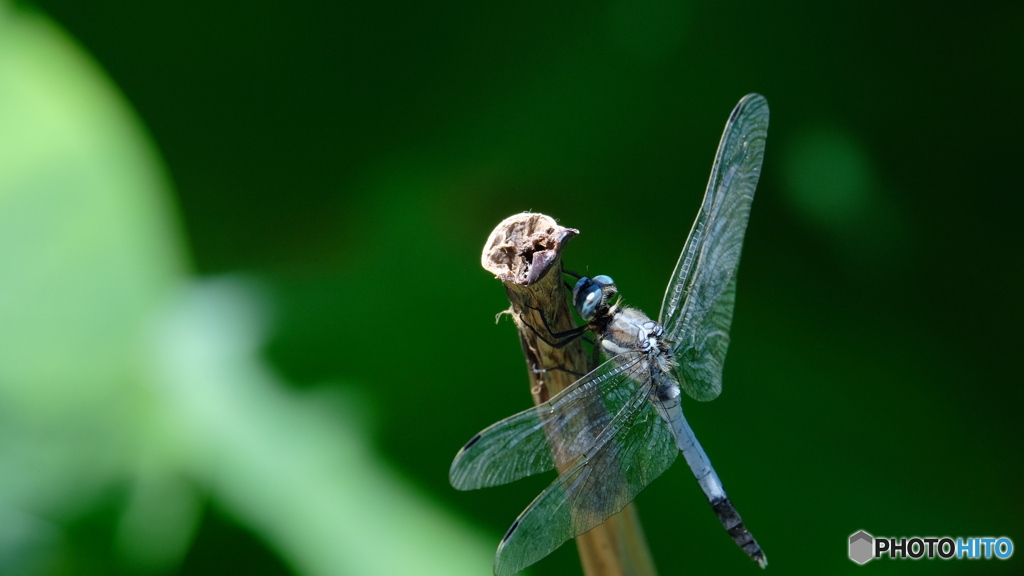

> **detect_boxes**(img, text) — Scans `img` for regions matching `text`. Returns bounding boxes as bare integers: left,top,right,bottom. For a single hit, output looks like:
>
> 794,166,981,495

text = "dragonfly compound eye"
572,277,605,322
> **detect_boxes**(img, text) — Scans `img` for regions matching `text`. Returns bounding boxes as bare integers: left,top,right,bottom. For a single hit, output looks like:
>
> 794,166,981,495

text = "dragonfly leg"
519,301,590,348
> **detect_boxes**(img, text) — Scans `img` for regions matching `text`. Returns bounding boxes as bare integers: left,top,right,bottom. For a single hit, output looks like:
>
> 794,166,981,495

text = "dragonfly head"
572,275,616,322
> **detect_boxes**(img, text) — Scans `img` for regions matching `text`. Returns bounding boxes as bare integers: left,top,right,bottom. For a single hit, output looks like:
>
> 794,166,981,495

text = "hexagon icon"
849,530,874,564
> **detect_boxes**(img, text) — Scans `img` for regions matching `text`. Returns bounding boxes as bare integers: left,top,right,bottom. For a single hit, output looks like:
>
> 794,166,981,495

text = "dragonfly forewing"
659,93,769,401
674,273,736,402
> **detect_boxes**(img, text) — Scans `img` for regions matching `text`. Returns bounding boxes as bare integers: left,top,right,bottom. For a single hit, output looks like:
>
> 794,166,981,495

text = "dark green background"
8,0,1024,574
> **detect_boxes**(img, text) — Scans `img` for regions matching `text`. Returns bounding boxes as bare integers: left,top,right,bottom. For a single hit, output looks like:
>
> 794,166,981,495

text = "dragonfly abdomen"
713,497,768,568
664,394,767,568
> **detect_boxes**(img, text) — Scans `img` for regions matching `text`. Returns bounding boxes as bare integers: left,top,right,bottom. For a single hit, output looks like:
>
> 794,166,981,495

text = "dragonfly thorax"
600,306,681,406
598,306,670,362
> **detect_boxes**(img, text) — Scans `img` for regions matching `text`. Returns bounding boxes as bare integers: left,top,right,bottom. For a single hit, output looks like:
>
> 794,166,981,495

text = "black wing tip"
448,446,473,490
492,522,522,576
463,433,482,450
447,434,482,488
500,519,520,544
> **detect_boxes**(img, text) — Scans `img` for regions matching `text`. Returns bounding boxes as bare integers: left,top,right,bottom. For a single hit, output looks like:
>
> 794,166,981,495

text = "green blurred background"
1,0,1020,575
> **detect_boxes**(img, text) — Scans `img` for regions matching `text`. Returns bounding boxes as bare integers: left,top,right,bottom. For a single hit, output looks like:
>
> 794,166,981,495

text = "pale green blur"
0,4,490,575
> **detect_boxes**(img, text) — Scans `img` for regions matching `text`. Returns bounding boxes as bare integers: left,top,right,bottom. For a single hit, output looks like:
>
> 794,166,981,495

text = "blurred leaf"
0,6,493,575
147,278,493,576
0,3,189,573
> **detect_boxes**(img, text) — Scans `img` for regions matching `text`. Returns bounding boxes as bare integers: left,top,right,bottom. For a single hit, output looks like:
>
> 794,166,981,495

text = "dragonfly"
451,93,769,576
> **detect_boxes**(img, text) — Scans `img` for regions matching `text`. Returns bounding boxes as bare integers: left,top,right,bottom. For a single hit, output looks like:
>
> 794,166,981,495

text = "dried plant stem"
481,213,658,576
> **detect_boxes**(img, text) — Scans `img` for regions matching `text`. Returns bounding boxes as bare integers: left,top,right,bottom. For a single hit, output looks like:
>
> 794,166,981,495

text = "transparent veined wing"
493,368,679,576
658,93,769,402
449,354,645,491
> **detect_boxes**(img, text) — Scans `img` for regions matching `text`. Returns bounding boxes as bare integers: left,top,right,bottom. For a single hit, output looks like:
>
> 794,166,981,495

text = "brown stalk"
481,213,658,576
